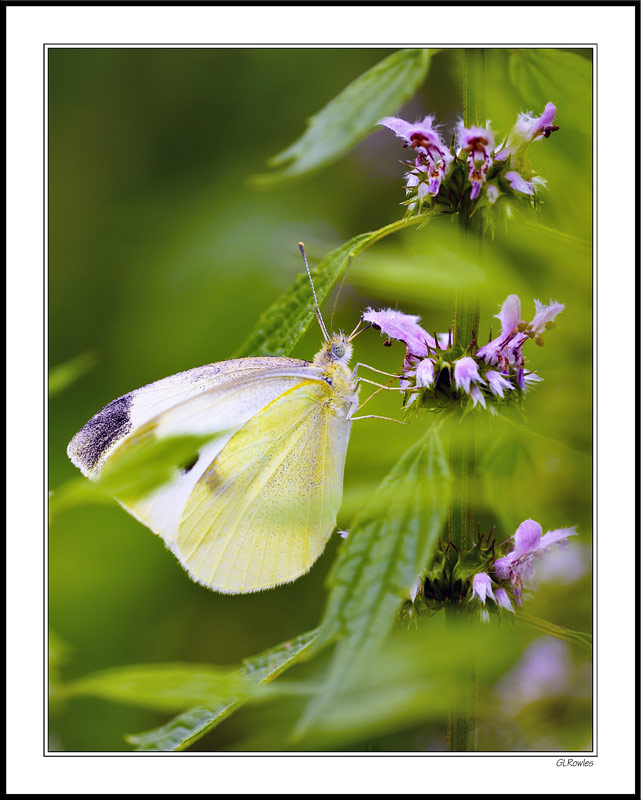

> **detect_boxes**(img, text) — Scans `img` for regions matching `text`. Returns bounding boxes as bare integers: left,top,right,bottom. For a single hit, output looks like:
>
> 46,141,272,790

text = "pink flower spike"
415,357,436,388
472,572,495,605
505,170,535,195
379,115,452,198
495,587,515,613
453,356,485,394
486,370,513,398
362,307,436,359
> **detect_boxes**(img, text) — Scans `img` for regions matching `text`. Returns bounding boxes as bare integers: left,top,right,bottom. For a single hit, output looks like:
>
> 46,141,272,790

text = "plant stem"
446,46,486,753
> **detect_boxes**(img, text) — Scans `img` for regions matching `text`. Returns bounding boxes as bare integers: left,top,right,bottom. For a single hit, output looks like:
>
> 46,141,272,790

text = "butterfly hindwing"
176,379,352,593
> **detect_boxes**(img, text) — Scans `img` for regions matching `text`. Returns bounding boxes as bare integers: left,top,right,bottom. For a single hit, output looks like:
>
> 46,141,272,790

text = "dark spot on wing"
71,393,133,472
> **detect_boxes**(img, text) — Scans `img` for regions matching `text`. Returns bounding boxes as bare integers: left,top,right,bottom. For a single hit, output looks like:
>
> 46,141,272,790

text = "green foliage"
126,629,318,751
63,663,254,713
254,49,431,185
297,418,451,733
509,49,592,129
515,612,592,651
48,47,592,753
49,432,218,520
49,352,97,396
235,215,428,358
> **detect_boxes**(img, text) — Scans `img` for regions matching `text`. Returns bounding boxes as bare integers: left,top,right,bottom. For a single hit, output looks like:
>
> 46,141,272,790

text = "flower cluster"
378,102,558,217
403,519,577,623
363,295,564,414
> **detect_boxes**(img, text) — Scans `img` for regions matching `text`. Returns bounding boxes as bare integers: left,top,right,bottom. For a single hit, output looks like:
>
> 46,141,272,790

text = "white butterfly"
67,245,399,594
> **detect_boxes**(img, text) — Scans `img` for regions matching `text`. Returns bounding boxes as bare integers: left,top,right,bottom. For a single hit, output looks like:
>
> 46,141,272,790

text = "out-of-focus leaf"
297,418,451,734
515,612,592,651
237,616,531,751
97,431,219,500
49,432,218,521
253,49,431,185
508,49,592,130
48,351,97,396
63,663,254,713
126,628,318,751
235,215,428,358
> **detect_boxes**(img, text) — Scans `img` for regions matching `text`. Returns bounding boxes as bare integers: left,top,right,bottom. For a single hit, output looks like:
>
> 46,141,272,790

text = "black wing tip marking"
68,393,133,473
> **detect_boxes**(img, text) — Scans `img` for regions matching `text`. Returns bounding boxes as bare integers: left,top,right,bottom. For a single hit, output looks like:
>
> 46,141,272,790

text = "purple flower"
470,386,486,409
494,587,515,613
495,102,559,161
475,295,565,383
471,572,495,604
505,170,535,195
379,115,453,197
362,307,437,361
453,356,485,394
495,636,570,714
415,357,436,388
493,519,578,604
486,370,513,398
457,122,495,200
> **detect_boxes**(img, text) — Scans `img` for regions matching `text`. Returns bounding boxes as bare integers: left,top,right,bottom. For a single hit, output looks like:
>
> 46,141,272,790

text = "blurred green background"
48,48,592,751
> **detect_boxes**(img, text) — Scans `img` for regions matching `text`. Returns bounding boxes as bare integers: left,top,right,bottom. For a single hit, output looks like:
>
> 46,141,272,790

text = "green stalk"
446,47,486,753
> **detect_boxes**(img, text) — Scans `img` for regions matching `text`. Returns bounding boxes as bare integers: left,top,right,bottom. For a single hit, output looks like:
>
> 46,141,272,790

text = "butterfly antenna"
299,242,329,342
330,270,347,333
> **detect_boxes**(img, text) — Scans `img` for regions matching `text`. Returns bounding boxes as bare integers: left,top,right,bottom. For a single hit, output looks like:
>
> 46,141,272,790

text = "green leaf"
96,431,219,501
49,432,219,521
49,351,97,396
253,49,431,185
63,663,254,713
235,215,428,358
508,49,592,130
515,612,592,651
126,628,318,751
297,418,451,734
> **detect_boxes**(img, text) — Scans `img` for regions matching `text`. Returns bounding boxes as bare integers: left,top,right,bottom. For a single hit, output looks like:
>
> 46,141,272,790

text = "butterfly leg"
351,362,402,381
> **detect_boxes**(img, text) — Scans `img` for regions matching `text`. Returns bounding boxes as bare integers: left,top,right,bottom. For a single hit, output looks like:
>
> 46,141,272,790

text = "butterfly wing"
114,368,321,550
176,378,352,593
67,357,308,477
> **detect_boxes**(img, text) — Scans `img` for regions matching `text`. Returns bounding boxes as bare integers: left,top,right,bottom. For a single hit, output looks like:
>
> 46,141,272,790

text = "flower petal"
415,357,436,388
538,526,578,552
495,587,515,612
530,299,565,334
362,307,435,358
514,519,543,556
505,170,535,195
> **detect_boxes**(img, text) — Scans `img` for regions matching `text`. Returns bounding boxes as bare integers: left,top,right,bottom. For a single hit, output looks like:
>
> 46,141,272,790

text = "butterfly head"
313,332,353,368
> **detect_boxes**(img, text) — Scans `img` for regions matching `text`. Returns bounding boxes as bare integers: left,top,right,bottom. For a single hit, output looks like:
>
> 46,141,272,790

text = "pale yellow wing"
93,367,322,550
176,379,352,594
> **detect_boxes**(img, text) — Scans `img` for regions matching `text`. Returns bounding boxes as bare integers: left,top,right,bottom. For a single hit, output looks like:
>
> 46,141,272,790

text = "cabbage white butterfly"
67,245,397,594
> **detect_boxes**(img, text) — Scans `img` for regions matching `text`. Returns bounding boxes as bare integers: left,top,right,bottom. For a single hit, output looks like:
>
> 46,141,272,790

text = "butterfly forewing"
67,357,309,477
176,379,352,593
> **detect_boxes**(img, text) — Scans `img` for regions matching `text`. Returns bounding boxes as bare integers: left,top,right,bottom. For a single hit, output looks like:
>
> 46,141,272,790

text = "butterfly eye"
331,342,346,359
